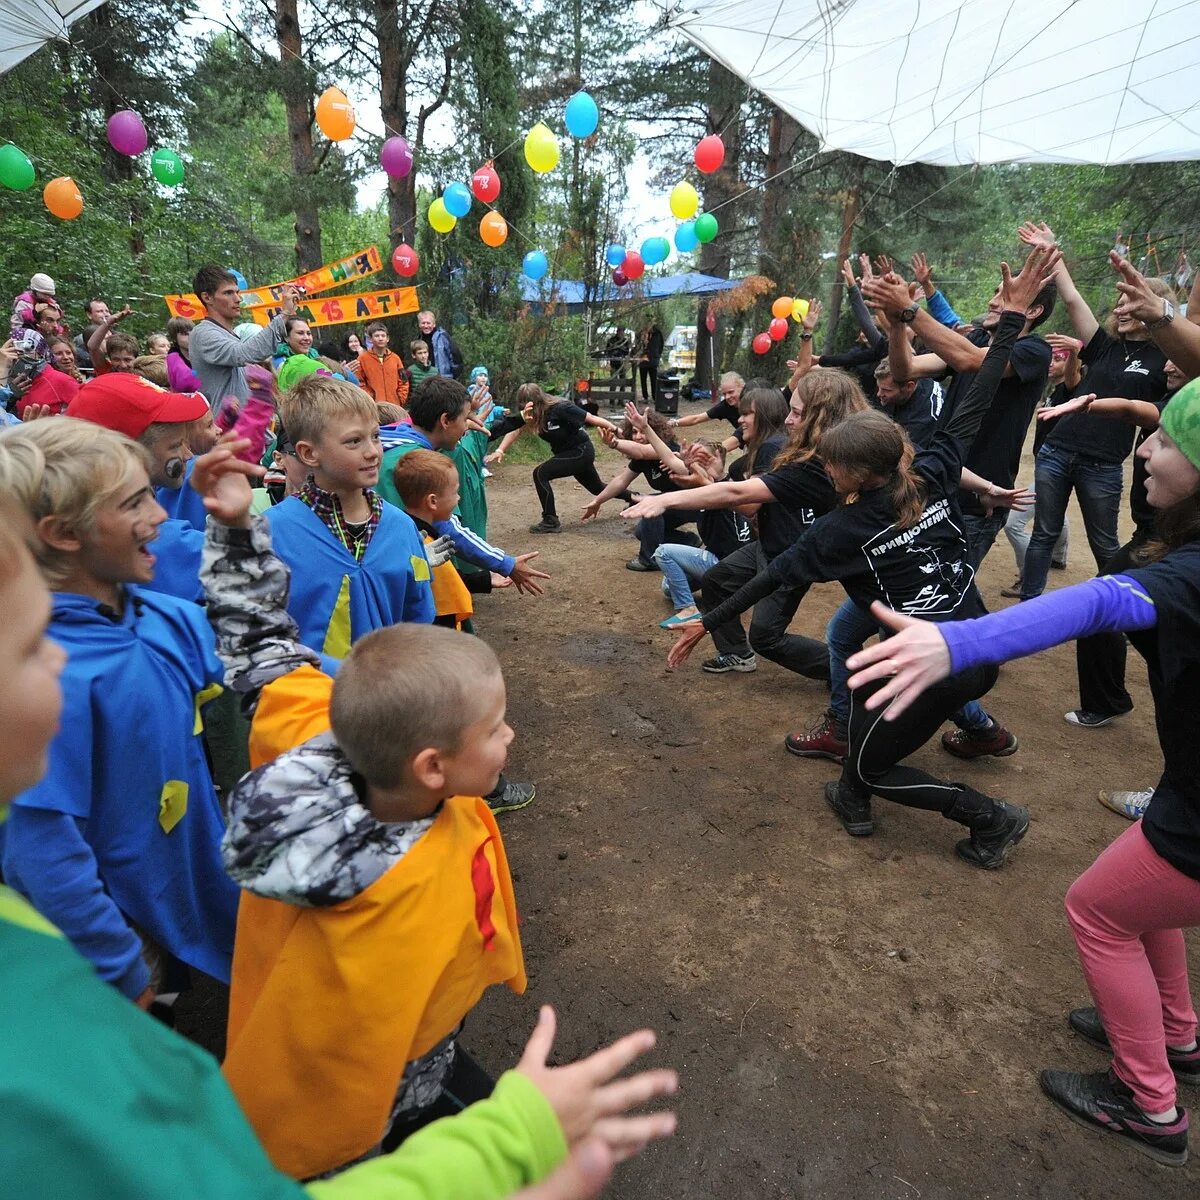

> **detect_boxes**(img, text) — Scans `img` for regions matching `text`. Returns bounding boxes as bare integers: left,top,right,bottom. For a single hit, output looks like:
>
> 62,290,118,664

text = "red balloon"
392,242,419,278
472,164,500,203
694,134,725,174
612,267,628,287
752,332,772,355
622,250,645,280
705,311,717,333
769,317,788,341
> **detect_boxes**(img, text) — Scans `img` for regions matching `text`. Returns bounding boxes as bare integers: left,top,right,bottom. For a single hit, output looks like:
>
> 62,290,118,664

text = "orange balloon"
480,211,508,248
771,295,793,320
44,176,83,220
315,87,356,141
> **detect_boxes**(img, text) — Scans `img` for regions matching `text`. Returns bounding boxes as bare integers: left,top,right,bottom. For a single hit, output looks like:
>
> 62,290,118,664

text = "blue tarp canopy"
520,272,741,313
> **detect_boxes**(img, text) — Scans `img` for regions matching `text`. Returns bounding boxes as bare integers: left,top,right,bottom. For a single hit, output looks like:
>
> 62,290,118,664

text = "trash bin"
655,370,680,416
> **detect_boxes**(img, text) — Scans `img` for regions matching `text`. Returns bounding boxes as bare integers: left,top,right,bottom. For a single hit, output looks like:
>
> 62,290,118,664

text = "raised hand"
845,601,953,717
860,272,912,317
910,252,932,287
858,252,875,283
999,243,1062,312
1017,221,1057,249
279,285,301,317
190,433,266,528
840,258,858,292
624,401,651,433
1111,252,1171,325
515,1006,677,1163
509,551,550,596
874,254,895,276
801,298,822,332
1044,332,1084,355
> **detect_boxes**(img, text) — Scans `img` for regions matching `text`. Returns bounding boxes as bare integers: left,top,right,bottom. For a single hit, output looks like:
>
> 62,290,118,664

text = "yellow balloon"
428,197,456,234
791,297,810,322
524,122,559,173
669,181,699,220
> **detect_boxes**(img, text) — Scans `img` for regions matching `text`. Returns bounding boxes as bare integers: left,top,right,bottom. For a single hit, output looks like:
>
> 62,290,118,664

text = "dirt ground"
181,409,1198,1197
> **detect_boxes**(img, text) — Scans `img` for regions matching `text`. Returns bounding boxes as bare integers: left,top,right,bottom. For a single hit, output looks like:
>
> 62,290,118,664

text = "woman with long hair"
624,370,866,677
47,337,83,383
274,317,331,391
666,246,1059,869
844,376,1200,1166
486,383,618,534
165,316,201,392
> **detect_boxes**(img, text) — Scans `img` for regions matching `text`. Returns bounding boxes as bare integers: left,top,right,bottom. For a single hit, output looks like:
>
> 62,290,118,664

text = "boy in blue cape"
67,372,210,603
265,373,436,672
0,418,239,1005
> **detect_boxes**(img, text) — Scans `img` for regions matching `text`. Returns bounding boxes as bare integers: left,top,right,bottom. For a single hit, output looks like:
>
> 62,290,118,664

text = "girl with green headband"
844,377,1200,1168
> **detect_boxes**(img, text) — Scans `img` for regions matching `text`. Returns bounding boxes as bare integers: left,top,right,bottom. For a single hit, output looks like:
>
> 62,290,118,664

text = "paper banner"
245,286,419,328
163,246,384,318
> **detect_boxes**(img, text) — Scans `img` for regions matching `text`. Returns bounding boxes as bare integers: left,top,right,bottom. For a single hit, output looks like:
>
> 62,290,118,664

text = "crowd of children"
4,225,1200,1187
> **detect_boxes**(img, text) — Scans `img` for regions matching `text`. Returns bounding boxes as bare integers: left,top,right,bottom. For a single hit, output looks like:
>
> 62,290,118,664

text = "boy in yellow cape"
198,439,530,1178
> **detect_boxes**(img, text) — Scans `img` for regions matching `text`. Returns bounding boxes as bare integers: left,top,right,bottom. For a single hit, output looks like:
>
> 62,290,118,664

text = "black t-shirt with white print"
698,508,752,560
538,401,590,454
764,432,985,622
878,377,944,448
754,434,838,560
1046,329,1169,463
630,440,684,494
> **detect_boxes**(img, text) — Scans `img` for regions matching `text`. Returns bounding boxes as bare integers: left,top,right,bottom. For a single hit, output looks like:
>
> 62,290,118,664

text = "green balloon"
694,212,718,244
151,147,185,186
0,144,35,191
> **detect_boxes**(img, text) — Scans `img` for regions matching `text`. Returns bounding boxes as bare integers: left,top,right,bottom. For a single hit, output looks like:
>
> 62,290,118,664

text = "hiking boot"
1000,575,1023,599
785,711,849,763
529,517,561,534
1065,708,1129,729
1039,1067,1189,1167
823,780,874,837
941,723,1018,759
701,652,757,674
485,779,536,815
954,801,1030,869
1098,788,1153,821
625,556,658,572
1068,1007,1200,1085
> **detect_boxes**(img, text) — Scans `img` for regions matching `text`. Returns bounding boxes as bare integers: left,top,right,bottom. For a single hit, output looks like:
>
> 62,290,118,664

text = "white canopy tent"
669,0,1200,165
0,0,106,76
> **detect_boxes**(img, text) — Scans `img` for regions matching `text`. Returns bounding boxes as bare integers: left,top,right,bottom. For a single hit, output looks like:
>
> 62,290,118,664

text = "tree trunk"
824,157,865,355
275,0,323,272
376,0,414,250
695,61,742,392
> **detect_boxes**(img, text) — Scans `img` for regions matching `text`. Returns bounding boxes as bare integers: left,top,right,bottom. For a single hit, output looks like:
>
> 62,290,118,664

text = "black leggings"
533,441,630,519
842,664,1000,821
1075,527,1152,718
699,542,829,678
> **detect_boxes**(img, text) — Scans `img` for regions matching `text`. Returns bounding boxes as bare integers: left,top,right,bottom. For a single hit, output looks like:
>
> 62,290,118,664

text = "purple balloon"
380,136,413,178
107,109,148,157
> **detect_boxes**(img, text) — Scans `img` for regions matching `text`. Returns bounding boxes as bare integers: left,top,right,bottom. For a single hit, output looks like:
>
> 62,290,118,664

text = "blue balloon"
564,91,599,138
605,243,626,268
523,249,549,281
443,182,472,219
641,236,669,266
674,222,699,253
230,269,249,290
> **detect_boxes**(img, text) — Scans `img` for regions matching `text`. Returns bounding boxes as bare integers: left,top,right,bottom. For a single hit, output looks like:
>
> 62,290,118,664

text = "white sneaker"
1097,788,1153,820
482,467,493,479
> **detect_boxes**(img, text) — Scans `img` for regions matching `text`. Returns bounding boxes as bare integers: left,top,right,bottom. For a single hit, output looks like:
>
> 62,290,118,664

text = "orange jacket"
357,348,410,407
225,665,525,1178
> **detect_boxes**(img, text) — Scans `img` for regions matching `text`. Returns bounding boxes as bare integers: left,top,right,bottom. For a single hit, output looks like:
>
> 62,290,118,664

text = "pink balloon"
752,332,772,355
769,317,788,341
380,136,413,177
107,110,147,157
705,312,717,333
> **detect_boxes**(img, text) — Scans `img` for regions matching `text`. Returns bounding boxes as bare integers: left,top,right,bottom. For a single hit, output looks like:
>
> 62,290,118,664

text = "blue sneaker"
659,610,700,629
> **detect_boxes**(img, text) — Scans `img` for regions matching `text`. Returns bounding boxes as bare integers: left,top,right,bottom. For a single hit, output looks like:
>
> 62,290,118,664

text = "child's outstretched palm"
190,434,266,528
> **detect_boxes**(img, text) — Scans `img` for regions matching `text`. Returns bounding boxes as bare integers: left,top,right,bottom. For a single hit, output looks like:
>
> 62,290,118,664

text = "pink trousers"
1065,821,1200,1111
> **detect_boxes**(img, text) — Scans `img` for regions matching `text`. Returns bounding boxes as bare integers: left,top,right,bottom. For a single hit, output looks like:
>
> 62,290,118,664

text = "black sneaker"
1065,709,1129,729
824,780,874,837
625,556,657,572
485,780,536,815
529,518,561,534
954,801,1030,869
1039,1067,1189,1167
1069,1007,1200,1085
701,652,757,674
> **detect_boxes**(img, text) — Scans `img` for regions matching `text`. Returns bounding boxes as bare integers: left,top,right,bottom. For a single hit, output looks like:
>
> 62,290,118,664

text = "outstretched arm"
1018,222,1099,345
622,476,773,520
581,465,639,520
1112,252,1200,377
1037,393,1162,429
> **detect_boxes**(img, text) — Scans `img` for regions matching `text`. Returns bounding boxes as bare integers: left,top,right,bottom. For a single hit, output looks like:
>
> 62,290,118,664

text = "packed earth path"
179,420,1198,1198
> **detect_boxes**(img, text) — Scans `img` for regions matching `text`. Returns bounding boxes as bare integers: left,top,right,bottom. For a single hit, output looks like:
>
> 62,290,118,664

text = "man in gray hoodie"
188,265,298,409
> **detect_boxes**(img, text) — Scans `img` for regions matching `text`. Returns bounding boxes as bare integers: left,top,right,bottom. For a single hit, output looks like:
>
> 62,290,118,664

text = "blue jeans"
1022,445,1123,600
828,597,989,733
633,509,699,567
960,509,1007,571
1003,486,1068,574
652,543,717,609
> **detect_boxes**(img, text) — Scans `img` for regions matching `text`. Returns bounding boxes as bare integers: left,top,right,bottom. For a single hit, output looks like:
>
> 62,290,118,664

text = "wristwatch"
799,331,813,341
897,304,920,324
1145,298,1176,331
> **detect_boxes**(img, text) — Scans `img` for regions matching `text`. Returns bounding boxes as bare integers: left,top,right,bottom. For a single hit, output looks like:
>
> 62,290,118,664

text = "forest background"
5,0,1200,402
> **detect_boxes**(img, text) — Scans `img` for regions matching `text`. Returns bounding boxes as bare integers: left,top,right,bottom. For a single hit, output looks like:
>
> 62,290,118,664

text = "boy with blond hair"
265,373,434,665
0,419,238,1005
